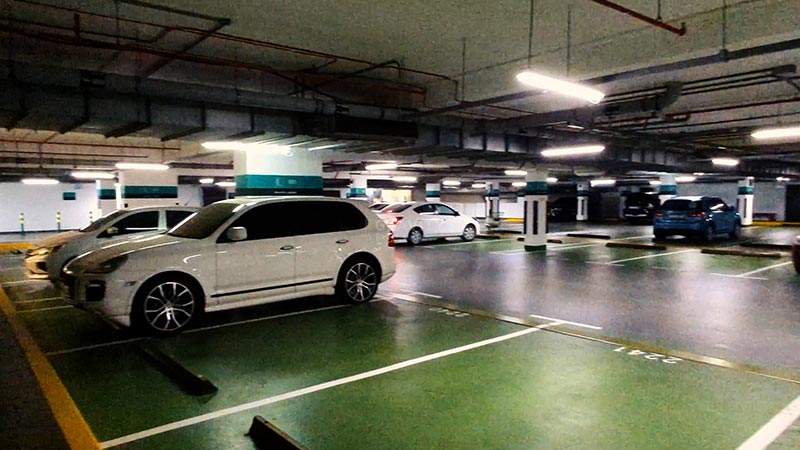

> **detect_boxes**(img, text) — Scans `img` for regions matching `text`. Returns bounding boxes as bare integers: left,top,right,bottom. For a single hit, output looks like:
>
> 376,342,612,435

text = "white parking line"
597,249,697,265
428,238,516,248
736,261,793,278
397,289,442,299
1,279,43,286
529,313,602,330
491,242,603,255
709,273,769,281
100,321,559,448
17,305,72,313
14,296,63,304
736,394,800,450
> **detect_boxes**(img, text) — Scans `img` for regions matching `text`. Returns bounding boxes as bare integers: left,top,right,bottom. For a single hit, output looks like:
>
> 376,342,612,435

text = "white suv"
60,197,395,334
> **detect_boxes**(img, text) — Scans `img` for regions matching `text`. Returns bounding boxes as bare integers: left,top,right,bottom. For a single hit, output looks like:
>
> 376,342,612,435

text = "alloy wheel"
344,262,377,302
143,281,196,332
462,225,476,241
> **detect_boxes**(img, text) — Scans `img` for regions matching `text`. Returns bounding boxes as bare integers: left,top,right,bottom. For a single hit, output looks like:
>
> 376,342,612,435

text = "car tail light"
691,211,706,218
388,216,403,225
388,231,395,247
655,212,664,218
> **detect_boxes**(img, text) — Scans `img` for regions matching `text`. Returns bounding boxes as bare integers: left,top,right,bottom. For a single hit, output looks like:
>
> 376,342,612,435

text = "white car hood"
67,234,185,272
31,231,83,249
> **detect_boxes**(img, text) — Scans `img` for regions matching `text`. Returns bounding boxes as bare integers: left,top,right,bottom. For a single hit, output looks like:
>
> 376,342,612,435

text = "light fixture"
21,178,59,185
442,180,461,186
541,145,605,157
392,176,418,183
546,177,558,183
512,181,527,188
565,124,584,130
676,176,696,183
504,169,527,176
115,162,169,171
751,126,800,140
308,143,347,151
365,162,398,171
590,179,615,187
216,181,236,187
471,183,487,189
712,158,739,166
649,180,662,186
693,172,706,176
516,71,605,104
71,171,115,179
199,178,214,184
776,177,791,182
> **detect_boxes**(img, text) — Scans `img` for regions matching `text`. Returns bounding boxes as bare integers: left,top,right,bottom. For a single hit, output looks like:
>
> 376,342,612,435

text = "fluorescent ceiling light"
751,126,800,140
693,172,706,176
71,171,115,179
392,176,418,183
712,158,739,166
504,169,527,176
365,162,398,171
590,179,615,187
541,145,605,157
21,178,59,185
199,178,214,184
546,177,558,183
216,181,236,187
471,183,486,189
676,176,696,183
442,180,461,186
308,143,347,151
516,70,605,104
116,162,169,171
512,181,527,187
776,177,791,182
649,180,662,186
566,124,584,130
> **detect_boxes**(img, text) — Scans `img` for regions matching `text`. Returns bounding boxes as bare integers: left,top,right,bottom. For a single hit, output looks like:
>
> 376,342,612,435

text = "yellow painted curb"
752,221,800,227
0,242,32,251
0,286,101,450
501,218,524,223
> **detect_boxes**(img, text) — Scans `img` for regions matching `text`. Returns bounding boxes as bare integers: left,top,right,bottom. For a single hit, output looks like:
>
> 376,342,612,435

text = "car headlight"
28,247,51,256
85,255,128,274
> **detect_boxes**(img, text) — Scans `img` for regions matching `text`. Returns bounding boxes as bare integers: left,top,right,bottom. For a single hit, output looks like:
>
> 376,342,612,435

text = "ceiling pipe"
588,0,686,36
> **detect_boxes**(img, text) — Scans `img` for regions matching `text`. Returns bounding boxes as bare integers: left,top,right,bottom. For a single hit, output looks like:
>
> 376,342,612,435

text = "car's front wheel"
461,224,477,241
133,276,202,335
337,258,379,303
729,221,741,240
408,227,424,245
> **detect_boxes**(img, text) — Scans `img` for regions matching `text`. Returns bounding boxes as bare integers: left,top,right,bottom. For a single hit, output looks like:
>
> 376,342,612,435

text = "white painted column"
117,169,178,209
234,147,323,197
349,175,368,200
737,176,755,226
524,169,548,251
96,179,117,216
658,174,677,205
425,183,441,203
576,182,589,221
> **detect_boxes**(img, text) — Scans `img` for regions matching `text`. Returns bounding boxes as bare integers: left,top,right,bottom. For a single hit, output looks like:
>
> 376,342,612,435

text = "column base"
524,244,546,252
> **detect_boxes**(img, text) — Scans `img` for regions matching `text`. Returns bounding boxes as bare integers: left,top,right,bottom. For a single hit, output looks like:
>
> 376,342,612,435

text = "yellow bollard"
19,212,24,234
56,211,61,232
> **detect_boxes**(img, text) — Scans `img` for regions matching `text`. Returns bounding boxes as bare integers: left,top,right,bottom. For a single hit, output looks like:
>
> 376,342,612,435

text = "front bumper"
58,271,138,328
23,255,49,279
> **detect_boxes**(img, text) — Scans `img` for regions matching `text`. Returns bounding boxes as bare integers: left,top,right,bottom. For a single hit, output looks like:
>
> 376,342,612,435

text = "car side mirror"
226,226,247,242
104,226,119,237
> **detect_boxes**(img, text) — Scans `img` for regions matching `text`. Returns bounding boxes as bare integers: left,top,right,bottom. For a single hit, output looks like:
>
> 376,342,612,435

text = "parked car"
59,197,395,334
653,196,741,241
792,236,800,274
25,206,198,282
378,202,479,245
547,197,577,222
623,193,660,224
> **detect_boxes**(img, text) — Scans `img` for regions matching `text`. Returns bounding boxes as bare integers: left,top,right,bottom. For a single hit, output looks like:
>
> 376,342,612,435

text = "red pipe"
589,0,686,36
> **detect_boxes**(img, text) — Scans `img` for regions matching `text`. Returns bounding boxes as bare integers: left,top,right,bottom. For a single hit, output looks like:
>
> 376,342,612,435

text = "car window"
369,203,387,210
414,204,436,214
384,204,412,213
306,201,368,233
662,199,700,211
166,210,194,228
433,204,458,216
81,210,126,232
111,211,159,235
222,203,298,242
708,198,726,211
169,202,239,239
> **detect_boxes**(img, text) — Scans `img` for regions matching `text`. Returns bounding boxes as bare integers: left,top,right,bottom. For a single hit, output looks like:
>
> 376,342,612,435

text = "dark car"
623,193,660,224
548,197,577,222
654,196,741,241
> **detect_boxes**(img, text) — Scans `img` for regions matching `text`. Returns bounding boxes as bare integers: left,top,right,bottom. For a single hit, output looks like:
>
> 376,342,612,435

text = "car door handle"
280,245,294,251
336,239,349,244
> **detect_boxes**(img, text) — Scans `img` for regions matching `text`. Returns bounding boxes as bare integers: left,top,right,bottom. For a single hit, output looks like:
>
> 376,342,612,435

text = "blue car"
653,196,741,241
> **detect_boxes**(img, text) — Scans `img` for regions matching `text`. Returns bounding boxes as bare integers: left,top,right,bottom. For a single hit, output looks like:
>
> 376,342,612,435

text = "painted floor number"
614,346,682,364
428,307,470,318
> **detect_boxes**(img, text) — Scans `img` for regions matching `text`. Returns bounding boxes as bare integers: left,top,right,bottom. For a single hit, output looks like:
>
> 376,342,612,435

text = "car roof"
215,196,369,209
124,205,199,212
666,196,705,201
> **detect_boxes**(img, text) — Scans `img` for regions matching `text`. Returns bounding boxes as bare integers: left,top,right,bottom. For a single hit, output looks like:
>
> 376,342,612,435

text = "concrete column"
737,176,754,226
425,183,441,203
234,147,322,197
96,179,117,216
117,169,178,209
338,188,349,199
524,170,548,251
576,182,589,221
658,174,677,205
349,175,368,200
486,182,501,221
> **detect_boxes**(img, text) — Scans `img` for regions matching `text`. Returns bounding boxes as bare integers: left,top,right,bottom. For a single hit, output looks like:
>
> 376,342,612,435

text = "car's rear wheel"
408,228,424,245
702,225,714,242
653,231,666,241
337,258,379,303
133,276,202,335
729,221,741,240
461,224,477,241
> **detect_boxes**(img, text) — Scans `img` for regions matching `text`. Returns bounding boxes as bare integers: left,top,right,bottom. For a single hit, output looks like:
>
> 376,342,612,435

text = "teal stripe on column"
658,185,677,195
98,189,116,200
425,191,441,197
121,185,178,199
576,189,589,196
349,187,367,198
738,186,754,194
488,189,501,197
62,192,76,201
235,174,323,196
524,181,548,196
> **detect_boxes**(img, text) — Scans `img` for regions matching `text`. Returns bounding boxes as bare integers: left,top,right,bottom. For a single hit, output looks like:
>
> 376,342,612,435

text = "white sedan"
379,202,479,245
60,197,395,334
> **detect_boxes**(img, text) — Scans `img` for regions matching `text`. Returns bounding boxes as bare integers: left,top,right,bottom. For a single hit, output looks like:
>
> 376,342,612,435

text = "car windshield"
369,203,388,210
662,199,701,211
168,202,240,239
383,204,412,213
79,210,127,232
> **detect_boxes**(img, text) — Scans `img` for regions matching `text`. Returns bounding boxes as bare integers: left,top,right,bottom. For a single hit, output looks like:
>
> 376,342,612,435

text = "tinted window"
167,210,194,228
662,199,701,211
81,210,126,232
169,202,239,239
369,203,388,210
434,204,458,216
708,198,726,211
306,201,368,233
384,204,412,213
112,211,159,235
414,204,436,214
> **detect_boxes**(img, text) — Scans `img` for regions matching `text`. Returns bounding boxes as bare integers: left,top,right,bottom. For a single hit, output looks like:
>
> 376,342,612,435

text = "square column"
576,182,589,221
118,169,178,209
96,179,118,216
234,147,322,196
658,174,677,205
737,177,754,226
349,175,368,200
524,170,548,251
425,183,441,203
486,182,500,223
